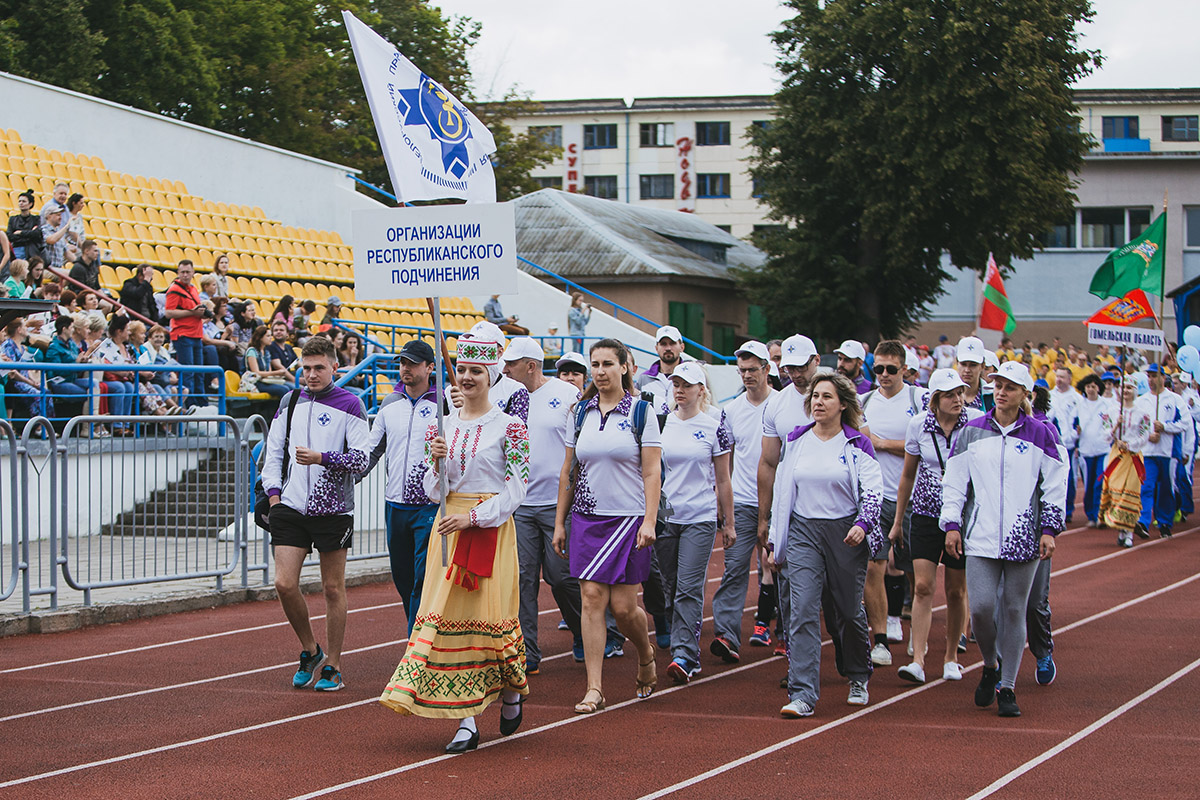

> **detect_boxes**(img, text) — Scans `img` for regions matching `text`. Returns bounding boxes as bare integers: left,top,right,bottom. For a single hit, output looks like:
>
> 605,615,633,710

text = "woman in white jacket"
1075,374,1117,527
769,372,883,718
940,362,1067,719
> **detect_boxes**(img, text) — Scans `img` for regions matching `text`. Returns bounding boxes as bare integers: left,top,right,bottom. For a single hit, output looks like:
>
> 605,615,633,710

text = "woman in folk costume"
1102,379,1153,548
380,337,531,753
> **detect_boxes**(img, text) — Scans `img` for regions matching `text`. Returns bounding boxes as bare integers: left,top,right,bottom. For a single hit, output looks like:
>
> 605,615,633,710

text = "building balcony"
1103,137,1151,153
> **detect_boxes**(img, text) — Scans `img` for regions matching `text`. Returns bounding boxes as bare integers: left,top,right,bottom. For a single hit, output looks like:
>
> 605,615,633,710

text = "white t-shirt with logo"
524,378,581,506
861,385,929,500
723,389,775,506
791,430,858,519
571,395,663,517
661,411,732,524
762,384,811,441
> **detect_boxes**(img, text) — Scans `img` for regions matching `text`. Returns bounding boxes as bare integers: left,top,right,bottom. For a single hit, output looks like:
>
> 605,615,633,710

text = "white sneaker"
886,616,904,643
907,637,927,657
897,662,925,684
943,662,963,681
870,642,892,666
780,698,815,718
847,680,869,706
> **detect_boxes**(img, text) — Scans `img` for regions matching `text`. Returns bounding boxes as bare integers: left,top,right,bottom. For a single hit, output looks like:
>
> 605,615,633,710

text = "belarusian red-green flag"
980,253,1016,336
1088,211,1166,299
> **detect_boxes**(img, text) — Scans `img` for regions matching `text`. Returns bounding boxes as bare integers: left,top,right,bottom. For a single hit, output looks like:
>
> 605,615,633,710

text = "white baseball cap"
655,325,683,343
501,337,545,362
956,336,985,364
555,351,589,371
905,349,920,371
735,340,770,362
779,334,818,367
670,361,706,385
928,368,968,394
1179,371,1193,385
469,320,507,346
988,361,1034,391
834,340,866,361
983,349,1000,370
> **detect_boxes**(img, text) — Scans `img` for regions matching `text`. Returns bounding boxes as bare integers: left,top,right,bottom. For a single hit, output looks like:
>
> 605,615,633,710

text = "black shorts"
909,513,965,570
269,504,354,554
874,498,913,572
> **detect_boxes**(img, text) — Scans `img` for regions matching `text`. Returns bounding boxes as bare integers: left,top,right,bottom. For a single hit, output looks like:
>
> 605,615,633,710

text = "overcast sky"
434,0,1200,101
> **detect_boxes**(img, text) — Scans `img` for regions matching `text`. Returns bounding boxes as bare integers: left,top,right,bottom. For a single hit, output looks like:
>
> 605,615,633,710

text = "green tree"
0,0,106,95
741,0,1102,343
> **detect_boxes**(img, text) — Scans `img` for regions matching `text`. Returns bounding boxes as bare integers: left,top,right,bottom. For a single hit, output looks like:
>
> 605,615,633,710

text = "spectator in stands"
224,301,257,358
80,292,100,312
7,189,41,264
271,295,296,335
4,259,29,299
40,182,70,222
484,294,530,336
164,259,212,409
568,292,591,350
126,319,181,416
40,205,75,270
138,324,185,400
338,332,364,388
329,328,345,352
2,318,51,418
266,319,299,382
92,314,139,435
544,324,564,358
68,240,114,313
293,300,317,345
26,258,46,297
65,194,87,251
212,254,232,299
60,290,78,314
119,264,159,323
0,230,8,282
198,273,219,304
35,278,63,315
40,314,92,411
319,296,342,332
204,296,240,373
243,324,290,401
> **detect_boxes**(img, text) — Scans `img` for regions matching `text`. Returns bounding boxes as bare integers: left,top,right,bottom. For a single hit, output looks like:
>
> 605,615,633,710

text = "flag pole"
431,296,450,568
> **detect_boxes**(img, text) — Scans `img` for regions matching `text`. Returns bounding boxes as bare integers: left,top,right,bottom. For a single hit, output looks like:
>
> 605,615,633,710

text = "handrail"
347,174,399,204
47,266,156,327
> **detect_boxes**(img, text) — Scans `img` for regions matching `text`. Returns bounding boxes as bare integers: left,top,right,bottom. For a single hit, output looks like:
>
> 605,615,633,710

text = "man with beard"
635,326,686,412
836,339,873,393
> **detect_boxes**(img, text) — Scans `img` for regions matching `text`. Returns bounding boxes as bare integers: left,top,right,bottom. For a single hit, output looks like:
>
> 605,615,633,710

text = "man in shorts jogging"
262,335,370,691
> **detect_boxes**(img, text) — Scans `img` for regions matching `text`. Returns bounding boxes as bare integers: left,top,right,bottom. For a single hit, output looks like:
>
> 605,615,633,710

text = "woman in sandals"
553,338,661,714
379,336,531,753
891,368,982,685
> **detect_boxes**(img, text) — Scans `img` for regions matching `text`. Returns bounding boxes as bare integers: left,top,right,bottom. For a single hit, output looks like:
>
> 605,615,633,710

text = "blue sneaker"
292,645,325,688
666,657,700,684
557,618,569,631
604,639,625,659
1036,654,1057,686
572,639,585,662
313,664,344,692
749,624,772,647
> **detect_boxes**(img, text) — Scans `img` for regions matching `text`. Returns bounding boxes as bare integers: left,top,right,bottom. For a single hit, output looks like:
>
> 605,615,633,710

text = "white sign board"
352,202,517,300
1087,322,1165,353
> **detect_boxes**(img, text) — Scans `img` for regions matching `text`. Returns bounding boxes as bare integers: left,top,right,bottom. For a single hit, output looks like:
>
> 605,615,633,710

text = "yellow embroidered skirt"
379,492,528,719
1101,445,1143,532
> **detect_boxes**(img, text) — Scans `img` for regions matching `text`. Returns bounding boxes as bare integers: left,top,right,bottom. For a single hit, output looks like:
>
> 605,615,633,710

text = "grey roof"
513,189,765,282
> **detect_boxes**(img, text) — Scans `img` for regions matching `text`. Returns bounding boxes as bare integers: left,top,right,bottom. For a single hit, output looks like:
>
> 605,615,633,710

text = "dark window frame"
638,174,674,199
695,121,731,146
583,124,618,150
697,173,731,198
639,123,674,148
1101,116,1139,140
1162,115,1199,142
584,175,619,200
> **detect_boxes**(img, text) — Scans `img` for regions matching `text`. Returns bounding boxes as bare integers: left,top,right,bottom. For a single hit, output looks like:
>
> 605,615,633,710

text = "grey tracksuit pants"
784,513,872,707
655,519,718,668
967,555,1040,690
711,504,760,649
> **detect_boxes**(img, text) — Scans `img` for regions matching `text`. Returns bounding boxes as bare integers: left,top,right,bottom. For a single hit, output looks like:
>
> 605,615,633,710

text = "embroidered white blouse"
423,406,530,528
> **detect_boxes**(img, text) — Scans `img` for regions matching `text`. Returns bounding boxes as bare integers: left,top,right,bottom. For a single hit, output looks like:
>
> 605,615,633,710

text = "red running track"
1,512,1199,799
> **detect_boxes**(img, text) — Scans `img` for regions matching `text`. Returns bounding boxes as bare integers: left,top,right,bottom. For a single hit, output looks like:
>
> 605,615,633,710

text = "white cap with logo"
670,361,707,385
928,368,968,394
956,336,985,364
835,339,866,361
988,361,1034,391
735,340,771,362
779,334,818,367
501,337,545,362
655,325,683,343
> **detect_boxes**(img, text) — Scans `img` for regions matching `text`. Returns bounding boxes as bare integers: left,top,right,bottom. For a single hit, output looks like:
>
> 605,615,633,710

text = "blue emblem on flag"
397,76,478,180
317,412,332,427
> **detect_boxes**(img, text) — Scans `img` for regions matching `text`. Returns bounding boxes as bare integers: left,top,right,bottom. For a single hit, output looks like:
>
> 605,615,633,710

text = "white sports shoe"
847,680,869,706
886,616,904,643
780,699,815,718
870,642,892,666
943,662,963,681
897,662,925,684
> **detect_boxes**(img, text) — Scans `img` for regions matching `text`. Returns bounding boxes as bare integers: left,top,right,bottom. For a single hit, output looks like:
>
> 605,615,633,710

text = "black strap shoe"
445,725,479,754
499,697,524,737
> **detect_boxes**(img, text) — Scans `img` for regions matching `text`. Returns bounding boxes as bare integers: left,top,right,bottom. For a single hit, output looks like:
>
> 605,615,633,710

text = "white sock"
451,716,476,743
501,689,522,719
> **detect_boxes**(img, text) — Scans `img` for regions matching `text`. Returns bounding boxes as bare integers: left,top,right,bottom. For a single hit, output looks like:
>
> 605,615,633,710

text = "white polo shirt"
723,388,775,506
523,378,581,506
861,385,929,500
661,411,732,524
571,393,663,516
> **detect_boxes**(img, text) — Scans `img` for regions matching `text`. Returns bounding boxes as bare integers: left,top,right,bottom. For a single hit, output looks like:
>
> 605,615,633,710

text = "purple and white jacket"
939,410,1067,562
262,385,370,517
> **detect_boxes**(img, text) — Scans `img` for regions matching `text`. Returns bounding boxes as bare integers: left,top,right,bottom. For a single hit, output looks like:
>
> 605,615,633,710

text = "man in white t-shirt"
860,340,930,667
933,335,956,370
502,338,589,672
711,341,778,658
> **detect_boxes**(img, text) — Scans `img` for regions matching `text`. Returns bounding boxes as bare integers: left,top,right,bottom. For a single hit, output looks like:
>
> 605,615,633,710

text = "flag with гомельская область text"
1088,212,1166,300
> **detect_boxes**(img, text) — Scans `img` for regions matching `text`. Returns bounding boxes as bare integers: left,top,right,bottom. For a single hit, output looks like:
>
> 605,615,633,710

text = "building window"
533,176,563,190
1037,217,1076,249
583,124,618,149
697,173,731,198
1129,208,1151,237
1187,207,1200,247
639,123,674,147
584,175,619,200
529,125,562,148
695,121,731,146
639,174,673,199
1163,116,1199,142
715,224,732,233
1101,116,1139,140
751,178,764,199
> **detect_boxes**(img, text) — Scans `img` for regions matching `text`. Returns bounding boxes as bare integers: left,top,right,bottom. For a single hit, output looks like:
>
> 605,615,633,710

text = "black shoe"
779,675,788,690
975,666,1000,707
445,726,480,753
499,697,524,736
1134,522,1150,539
1159,525,1173,539
997,687,1021,717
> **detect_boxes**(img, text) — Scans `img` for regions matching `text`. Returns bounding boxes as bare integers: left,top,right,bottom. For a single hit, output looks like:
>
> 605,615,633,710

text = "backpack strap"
573,401,590,444
632,398,648,448
908,385,919,416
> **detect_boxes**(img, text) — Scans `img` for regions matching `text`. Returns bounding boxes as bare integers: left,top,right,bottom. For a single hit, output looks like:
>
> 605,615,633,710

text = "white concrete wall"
0,71,383,237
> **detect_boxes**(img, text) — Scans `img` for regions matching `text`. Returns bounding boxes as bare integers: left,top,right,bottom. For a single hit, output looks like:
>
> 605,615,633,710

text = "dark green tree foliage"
742,0,1101,343
0,0,555,201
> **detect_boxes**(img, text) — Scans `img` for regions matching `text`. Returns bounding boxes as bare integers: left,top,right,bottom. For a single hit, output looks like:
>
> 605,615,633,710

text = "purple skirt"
569,512,650,585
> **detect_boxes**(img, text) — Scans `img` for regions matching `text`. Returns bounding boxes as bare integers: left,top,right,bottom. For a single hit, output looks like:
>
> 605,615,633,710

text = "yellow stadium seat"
146,207,164,226
169,246,184,263
183,247,201,264
264,279,280,298
108,242,129,263
87,155,104,169
154,245,171,265
119,222,137,241
226,370,273,401
151,269,168,291
265,256,280,274
134,175,149,190
4,128,19,142
251,278,267,297
115,266,132,284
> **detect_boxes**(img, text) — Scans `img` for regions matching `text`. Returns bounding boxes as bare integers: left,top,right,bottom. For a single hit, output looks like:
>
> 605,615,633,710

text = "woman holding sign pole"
379,338,531,754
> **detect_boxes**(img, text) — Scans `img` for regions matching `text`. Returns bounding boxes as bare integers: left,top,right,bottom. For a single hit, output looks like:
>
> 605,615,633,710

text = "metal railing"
0,413,393,614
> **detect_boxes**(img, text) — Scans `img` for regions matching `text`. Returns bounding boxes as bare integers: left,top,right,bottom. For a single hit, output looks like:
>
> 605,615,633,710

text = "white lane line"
635,569,1200,800
965,654,1200,800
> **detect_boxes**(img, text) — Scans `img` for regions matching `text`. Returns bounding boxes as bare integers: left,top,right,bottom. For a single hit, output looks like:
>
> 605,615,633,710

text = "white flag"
343,11,497,204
